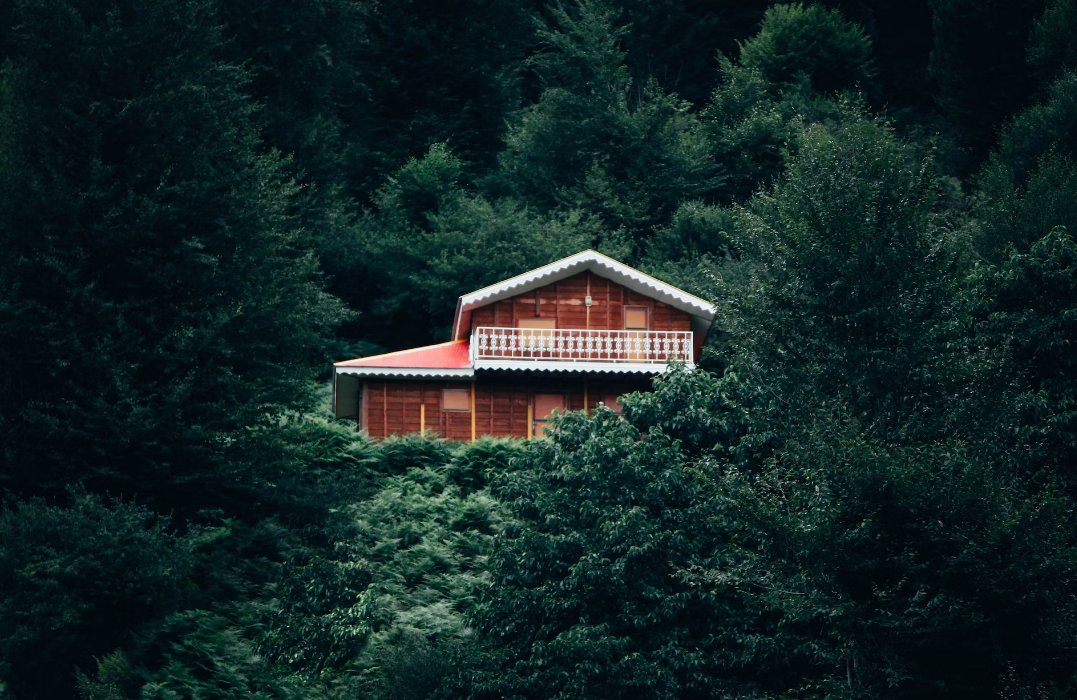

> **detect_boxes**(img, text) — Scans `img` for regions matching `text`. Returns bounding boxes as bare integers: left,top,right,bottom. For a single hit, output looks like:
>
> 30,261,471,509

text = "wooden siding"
361,375,652,440
467,271,692,335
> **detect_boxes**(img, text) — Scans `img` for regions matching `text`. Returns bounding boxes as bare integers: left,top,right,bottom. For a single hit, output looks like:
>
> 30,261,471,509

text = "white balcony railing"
471,326,694,368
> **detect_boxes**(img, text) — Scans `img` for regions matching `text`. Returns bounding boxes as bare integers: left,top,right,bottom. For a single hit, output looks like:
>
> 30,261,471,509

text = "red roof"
334,340,471,369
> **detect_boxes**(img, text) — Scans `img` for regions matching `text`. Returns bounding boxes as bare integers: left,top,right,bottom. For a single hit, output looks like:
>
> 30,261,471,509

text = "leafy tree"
614,0,771,107
714,102,953,436
0,0,346,506
0,491,190,700
341,0,538,191
497,0,723,238
469,395,800,700
264,439,514,696
737,3,877,96
968,223,1077,493
701,409,1077,699
977,69,1077,226
342,144,618,347
1028,0,1077,87
700,59,798,202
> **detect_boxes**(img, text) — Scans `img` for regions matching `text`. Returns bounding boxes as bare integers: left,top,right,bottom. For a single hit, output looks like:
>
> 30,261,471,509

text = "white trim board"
334,367,475,380
452,250,716,340
471,359,686,373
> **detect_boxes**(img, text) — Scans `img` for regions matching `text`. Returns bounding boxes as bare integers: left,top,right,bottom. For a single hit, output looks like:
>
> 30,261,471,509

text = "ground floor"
356,373,652,440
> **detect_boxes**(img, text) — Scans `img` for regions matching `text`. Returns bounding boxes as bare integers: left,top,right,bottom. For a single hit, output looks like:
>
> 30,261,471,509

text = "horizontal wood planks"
361,375,652,440
468,272,691,334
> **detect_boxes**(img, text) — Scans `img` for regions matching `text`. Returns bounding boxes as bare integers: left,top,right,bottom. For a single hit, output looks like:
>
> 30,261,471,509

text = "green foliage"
7,3,1077,700
444,437,525,494
76,610,312,700
645,199,740,263
470,388,805,700
703,412,1077,699
262,448,512,696
702,59,796,201
347,144,618,345
969,225,1077,489
0,0,346,507
1029,0,1077,86
376,431,455,474
497,0,724,237
977,148,1077,260
0,491,191,699
981,69,1077,207
738,3,877,96
716,102,952,432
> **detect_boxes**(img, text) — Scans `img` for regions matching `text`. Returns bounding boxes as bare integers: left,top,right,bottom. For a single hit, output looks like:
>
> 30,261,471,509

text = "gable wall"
467,271,692,334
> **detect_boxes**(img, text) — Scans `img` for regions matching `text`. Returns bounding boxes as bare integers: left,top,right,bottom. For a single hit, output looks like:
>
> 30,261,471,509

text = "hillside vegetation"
2,1,1077,698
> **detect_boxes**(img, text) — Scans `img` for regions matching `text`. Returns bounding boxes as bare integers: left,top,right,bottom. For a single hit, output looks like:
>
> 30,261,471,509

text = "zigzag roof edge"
456,249,715,318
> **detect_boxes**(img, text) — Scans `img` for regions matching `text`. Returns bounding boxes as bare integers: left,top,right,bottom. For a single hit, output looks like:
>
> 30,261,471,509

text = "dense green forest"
2,0,1077,697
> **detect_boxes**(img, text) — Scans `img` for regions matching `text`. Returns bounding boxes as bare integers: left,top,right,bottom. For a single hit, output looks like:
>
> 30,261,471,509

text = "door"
624,306,649,360
532,393,565,437
518,317,557,357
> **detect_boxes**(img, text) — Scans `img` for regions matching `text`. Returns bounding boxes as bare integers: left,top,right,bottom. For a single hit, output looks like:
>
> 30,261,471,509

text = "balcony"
470,326,694,373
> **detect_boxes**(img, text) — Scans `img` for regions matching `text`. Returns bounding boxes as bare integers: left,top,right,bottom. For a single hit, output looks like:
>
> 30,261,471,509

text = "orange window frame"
624,306,649,330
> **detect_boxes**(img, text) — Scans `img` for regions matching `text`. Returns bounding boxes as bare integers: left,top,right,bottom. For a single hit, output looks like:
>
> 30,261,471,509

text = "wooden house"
332,250,715,439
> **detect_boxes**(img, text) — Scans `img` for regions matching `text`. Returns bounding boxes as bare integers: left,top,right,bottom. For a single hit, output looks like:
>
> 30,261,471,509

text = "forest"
2,0,1077,697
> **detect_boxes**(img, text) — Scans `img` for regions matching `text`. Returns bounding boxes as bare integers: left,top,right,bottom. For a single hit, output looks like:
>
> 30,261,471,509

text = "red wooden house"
332,250,715,439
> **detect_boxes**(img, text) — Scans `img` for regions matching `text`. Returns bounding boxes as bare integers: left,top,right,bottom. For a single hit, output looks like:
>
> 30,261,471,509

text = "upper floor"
334,250,715,380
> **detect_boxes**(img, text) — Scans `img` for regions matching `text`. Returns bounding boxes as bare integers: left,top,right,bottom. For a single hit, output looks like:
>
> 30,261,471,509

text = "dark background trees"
2,0,1077,698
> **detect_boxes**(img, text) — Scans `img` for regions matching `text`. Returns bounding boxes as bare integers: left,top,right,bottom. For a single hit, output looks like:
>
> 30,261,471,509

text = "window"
518,318,556,353
442,388,470,411
624,306,648,330
517,318,557,329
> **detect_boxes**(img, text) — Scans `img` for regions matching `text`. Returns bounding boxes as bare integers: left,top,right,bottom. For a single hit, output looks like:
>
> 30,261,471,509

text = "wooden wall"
468,271,692,334
361,375,652,440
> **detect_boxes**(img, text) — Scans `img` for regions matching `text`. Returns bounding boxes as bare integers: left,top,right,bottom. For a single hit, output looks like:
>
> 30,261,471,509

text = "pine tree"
0,0,345,507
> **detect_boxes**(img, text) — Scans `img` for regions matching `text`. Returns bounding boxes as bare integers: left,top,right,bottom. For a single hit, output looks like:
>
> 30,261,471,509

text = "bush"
376,433,455,475
0,490,191,699
444,437,524,494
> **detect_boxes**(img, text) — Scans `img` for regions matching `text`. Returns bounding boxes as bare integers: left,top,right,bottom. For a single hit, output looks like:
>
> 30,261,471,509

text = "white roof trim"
452,250,716,340
335,367,475,380
472,359,688,374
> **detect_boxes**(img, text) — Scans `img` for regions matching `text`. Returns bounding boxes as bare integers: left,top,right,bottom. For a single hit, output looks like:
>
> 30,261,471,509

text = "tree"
1028,0,1077,88
339,144,621,347
737,3,877,96
497,0,723,240
470,394,803,700
0,491,190,700
0,0,345,506
714,102,953,437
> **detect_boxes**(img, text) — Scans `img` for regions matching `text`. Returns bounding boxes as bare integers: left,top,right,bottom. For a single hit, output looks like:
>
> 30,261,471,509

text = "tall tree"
0,0,345,507
497,0,723,241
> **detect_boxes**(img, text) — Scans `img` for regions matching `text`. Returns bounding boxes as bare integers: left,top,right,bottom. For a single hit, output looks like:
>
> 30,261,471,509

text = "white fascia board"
452,250,716,340
472,359,691,373
334,366,475,380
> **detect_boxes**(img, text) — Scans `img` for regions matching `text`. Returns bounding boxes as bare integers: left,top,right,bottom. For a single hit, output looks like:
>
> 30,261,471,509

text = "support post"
420,403,425,434
584,379,589,416
527,404,533,439
470,382,476,442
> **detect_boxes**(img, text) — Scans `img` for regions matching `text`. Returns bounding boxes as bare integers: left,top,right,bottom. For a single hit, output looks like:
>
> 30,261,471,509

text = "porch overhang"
471,359,674,373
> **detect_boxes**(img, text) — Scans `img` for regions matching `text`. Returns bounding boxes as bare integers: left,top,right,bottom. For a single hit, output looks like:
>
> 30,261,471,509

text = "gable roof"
451,249,716,341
